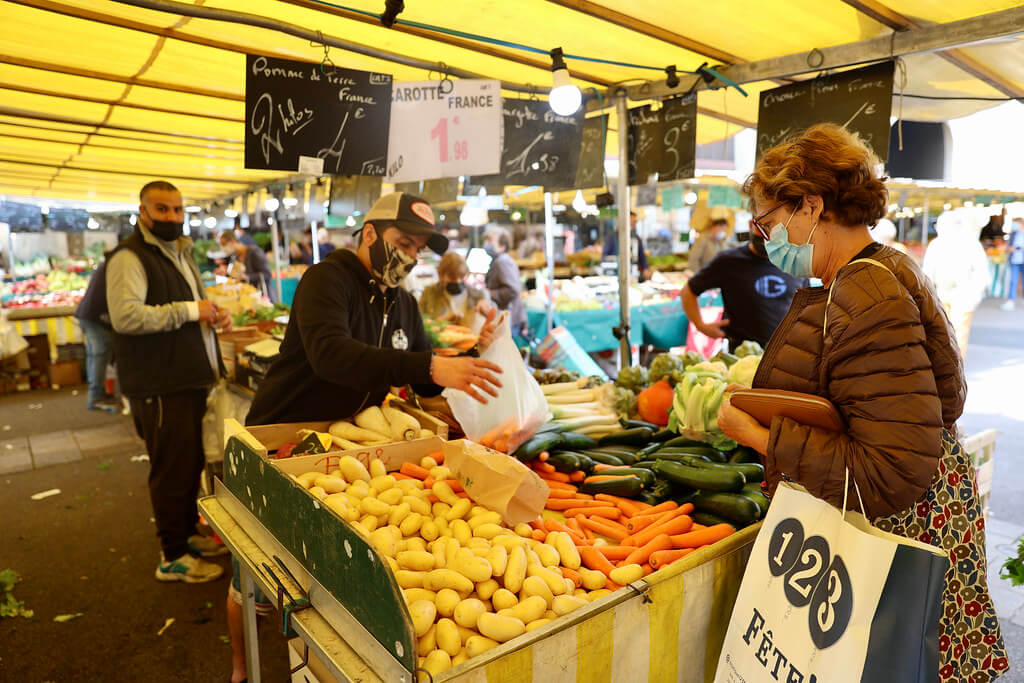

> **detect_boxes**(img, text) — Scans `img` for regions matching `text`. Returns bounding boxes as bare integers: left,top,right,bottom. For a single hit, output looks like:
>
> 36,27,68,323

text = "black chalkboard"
0,200,43,232
551,114,607,191
470,100,584,189
47,208,89,232
245,55,393,175
756,61,895,161
627,96,696,186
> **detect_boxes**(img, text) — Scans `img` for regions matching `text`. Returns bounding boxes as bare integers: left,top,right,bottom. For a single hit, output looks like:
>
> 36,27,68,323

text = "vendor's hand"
717,395,769,454
477,308,504,353
214,307,233,333
197,300,219,323
699,318,730,339
431,355,503,404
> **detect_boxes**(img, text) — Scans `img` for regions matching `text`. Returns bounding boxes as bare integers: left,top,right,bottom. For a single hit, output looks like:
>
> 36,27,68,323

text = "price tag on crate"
385,79,502,183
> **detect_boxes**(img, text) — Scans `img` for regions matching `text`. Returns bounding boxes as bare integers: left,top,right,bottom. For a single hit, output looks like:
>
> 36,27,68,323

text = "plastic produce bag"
0,310,28,360
442,314,551,453
443,439,548,524
202,379,253,463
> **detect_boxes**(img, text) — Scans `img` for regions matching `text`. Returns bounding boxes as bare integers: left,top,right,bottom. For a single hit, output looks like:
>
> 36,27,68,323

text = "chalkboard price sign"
471,100,584,189
756,61,895,161
550,114,607,191
47,208,89,232
244,55,393,175
627,96,696,186
0,200,43,232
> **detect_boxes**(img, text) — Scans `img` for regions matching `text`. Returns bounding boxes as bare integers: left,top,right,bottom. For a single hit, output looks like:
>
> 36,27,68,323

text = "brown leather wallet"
729,388,845,432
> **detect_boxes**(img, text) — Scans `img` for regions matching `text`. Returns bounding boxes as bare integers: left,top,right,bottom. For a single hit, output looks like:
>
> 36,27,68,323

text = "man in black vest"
107,180,232,584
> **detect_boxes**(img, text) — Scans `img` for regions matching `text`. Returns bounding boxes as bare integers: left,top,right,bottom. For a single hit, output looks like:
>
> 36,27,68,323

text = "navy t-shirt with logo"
687,244,805,349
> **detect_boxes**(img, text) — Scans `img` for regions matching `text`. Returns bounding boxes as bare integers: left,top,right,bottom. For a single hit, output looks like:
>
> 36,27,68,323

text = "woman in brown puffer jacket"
717,123,1007,681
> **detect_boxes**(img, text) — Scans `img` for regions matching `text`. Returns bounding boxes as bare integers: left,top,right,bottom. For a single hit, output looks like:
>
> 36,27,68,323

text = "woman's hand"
717,395,769,454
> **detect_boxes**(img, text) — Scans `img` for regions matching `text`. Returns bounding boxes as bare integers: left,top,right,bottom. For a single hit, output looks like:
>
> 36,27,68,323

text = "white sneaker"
155,553,224,583
1001,300,1015,311
187,534,229,557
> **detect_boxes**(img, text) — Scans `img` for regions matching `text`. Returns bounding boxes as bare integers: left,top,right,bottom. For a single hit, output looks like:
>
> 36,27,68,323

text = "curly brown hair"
744,123,888,227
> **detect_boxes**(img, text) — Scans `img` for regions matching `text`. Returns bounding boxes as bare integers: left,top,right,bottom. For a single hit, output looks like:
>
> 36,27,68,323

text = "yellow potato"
451,549,493,583
527,565,566,596
548,531,581,570
445,499,473,522
395,570,424,589
378,487,404,506
503,545,527,594
432,501,452,518
369,528,398,557
409,600,436,638
429,466,451,480
477,612,526,643
473,523,504,540
435,618,461,657
425,568,474,594
453,598,487,629
296,471,320,489
521,575,554,607
397,550,435,571
435,588,460,618
468,511,502,529
499,595,547,624
432,481,461,505
452,649,468,667
404,495,431,516
308,486,327,500
368,458,387,478
580,568,607,591
491,588,518,611
525,618,552,632
475,578,499,601
514,522,534,538
399,512,424,537
587,589,612,602
450,519,472,546
552,594,588,616
487,545,508,577
370,474,396,492
534,543,561,568
423,648,452,676
360,497,390,517
417,624,436,656
403,588,436,604
405,537,427,553
359,515,379,532
338,455,371,484
420,520,439,542
420,456,439,470
609,564,643,586
465,635,500,658
313,475,347,494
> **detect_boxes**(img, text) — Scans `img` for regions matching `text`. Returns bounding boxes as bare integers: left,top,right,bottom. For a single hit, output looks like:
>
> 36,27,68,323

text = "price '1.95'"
431,117,469,162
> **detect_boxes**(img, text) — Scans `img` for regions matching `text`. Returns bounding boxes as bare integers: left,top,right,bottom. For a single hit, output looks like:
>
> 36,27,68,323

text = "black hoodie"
246,249,441,426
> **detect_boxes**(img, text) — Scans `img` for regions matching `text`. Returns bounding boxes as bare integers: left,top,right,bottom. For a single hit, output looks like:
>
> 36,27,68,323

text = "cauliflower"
734,340,764,358
615,365,649,393
649,353,686,385
725,355,760,387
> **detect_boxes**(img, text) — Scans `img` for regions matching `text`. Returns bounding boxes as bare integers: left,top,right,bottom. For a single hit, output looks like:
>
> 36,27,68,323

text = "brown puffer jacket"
752,244,966,519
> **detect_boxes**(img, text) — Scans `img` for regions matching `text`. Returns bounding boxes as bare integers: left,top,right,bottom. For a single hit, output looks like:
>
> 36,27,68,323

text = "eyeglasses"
751,202,788,240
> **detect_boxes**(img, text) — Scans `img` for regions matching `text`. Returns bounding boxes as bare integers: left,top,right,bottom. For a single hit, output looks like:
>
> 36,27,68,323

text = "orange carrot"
543,519,586,544
594,494,645,517
678,502,695,515
592,464,617,472
544,499,610,511
540,471,571,483
578,516,628,542
669,523,735,549
639,500,678,516
427,495,439,504
565,517,586,539
691,523,706,531
625,509,674,535
593,545,635,560
424,450,443,464
562,506,621,520
629,512,694,548
578,519,595,541
572,492,595,500
529,520,546,530
400,462,431,479
422,476,436,489
538,451,550,462
455,491,470,498
569,471,586,482
493,438,509,453
531,529,548,541
560,567,583,588
648,548,694,569
536,462,557,474
546,489,577,499
392,472,413,481
442,479,464,493
622,534,673,566
605,579,624,591
543,480,578,491
582,474,642,485
579,546,617,577
642,564,654,576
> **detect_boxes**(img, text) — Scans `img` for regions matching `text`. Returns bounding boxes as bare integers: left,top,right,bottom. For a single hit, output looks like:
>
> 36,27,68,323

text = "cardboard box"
218,327,269,380
49,360,83,387
24,334,50,372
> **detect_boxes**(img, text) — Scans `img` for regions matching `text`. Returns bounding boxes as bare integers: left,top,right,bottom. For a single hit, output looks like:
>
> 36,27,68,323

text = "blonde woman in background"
419,251,489,328
687,207,736,273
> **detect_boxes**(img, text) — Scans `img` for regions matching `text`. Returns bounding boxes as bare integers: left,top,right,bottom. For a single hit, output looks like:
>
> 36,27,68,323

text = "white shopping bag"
715,480,948,683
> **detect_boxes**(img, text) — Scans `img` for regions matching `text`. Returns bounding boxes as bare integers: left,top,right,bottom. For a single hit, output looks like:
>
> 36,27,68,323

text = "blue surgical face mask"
765,210,818,278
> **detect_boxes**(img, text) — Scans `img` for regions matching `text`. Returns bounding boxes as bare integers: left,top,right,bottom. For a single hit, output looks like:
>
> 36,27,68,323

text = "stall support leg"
615,90,632,371
544,192,556,335
240,567,262,683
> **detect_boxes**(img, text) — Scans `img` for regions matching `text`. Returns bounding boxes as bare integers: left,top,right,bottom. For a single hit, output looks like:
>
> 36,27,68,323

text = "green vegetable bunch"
667,369,737,451
0,569,32,619
614,365,649,393
734,340,764,358
614,387,637,419
648,353,685,385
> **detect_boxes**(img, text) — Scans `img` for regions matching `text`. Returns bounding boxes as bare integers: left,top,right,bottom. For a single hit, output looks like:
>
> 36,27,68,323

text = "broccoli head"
648,353,686,385
681,350,704,368
615,365,649,393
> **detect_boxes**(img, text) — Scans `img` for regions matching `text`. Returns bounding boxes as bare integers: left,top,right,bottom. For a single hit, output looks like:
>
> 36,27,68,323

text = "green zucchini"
684,458,764,483
690,491,761,526
691,511,735,528
578,450,625,467
582,448,637,466
741,483,771,516
621,418,660,431
635,442,665,459
728,447,762,464
598,428,655,447
546,451,582,473
593,467,655,487
646,452,713,466
579,475,644,497
536,422,565,435
630,460,659,470
652,460,744,493
661,436,711,449
656,446,727,462
559,432,598,451
651,428,677,442
512,432,563,462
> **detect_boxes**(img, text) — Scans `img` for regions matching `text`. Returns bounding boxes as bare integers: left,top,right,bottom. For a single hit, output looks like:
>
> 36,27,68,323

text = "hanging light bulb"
345,215,356,227
548,48,582,116
572,190,587,213
264,197,280,212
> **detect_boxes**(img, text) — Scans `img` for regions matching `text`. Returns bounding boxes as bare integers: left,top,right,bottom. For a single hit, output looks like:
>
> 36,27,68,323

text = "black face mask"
445,282,465,295
750,234,768,257
147,217,183,241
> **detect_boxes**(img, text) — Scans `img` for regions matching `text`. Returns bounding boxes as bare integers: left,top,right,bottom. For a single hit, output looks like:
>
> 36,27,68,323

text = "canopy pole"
311,221,321,265
921,193,931,252
615,91,632,371
270,211,283,303
544,192,555,334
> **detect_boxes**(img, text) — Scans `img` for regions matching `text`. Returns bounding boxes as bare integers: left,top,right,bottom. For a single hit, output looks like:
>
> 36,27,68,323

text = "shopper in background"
484,226,527,337
419,251,489,328
602,211,651,280
233,219,258,248
1003,217,1024,310
106,180,232,585
923,209,990,356
717,123,1005,680
687,209,736,273
218,230,276,302
232,193,503,683
74,260,118,413
681,231,803,350
869,217,908,255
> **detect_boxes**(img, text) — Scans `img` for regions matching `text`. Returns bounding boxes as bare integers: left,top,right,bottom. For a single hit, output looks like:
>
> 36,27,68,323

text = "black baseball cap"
364,192,448,255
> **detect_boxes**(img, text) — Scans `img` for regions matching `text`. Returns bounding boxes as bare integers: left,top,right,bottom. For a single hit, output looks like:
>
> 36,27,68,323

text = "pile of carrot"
528,452,735,585
395,451,472,502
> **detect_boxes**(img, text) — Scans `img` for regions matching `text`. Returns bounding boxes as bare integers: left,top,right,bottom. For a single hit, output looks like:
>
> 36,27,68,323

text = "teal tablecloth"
527,301,689,352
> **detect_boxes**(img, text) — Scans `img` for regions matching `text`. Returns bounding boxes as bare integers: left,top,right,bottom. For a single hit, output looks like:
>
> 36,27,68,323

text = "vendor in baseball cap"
357,192,448,288
364,192,448,254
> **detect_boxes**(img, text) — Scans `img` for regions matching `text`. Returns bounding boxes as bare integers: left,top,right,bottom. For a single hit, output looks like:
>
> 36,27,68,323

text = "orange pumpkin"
636,380,674,426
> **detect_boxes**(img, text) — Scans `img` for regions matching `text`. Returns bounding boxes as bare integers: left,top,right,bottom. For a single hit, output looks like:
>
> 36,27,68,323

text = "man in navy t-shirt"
681,233,804,350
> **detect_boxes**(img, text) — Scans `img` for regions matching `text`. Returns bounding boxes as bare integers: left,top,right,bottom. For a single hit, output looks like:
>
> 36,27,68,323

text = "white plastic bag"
0,310,28,360
443,315,550,453
202,379,253,463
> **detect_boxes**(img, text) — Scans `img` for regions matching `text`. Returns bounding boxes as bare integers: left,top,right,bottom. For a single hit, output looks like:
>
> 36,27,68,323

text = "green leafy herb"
1001,538,1024,586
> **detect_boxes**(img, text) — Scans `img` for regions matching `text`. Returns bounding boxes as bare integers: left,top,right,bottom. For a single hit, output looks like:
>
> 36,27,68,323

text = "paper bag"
443,440,548,524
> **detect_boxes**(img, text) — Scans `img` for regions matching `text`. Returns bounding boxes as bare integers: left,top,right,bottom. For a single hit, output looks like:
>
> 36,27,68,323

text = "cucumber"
580,475,644,497
559,432,598,451
630,460,659,470
652,460,744,493
621,419,660,431
578,450,625,467
646,452,714,466
684,458,764,483
661,436,711,449
546,451,582,473
593,467,655,487
656,446,727,462
512,432,563,462
691,511,735,528
651,428,677,442
729,447,763,464
741,483,771,516
582,448,637,466
598,428,655,447
690,491,761,526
